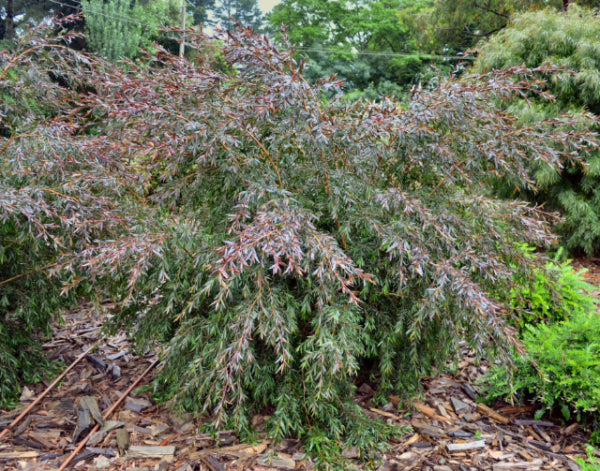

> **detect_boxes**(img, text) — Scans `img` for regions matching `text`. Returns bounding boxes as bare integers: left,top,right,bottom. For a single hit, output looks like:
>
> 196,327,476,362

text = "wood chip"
86,354,107,372
0,451,39,459
189,441,270,459
446,440,486,452
370,407,398,419
561,423,579,435
117,428,130,455
124,397,153,412
126,445,175,459
476,403,510,425
462,383,478,401
492,459,543,470
450,397,471,416
257,454,295,469
73,407,94,443
514,420,555,427
411,421,448,439
414,402,453,423
79,396,104,426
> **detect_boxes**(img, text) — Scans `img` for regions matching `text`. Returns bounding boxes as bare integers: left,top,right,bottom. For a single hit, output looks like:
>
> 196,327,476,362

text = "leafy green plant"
478,308,600,427
577,445,600,471
509,246,598,329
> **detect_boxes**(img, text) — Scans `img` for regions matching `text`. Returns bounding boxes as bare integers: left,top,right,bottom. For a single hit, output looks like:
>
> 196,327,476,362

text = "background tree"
427,0,599,54
188,0,216,26
0,0,80,41
81,0,181,60
267,0,448,97
476,5,600,255
213,0,263,31
81,0,143,59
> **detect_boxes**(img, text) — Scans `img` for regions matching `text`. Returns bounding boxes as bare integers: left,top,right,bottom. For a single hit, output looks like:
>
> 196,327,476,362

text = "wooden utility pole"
180,0,186,57
5,0,15,40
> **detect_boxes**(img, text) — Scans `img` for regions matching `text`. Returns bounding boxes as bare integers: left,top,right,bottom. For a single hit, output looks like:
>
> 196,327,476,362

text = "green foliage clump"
578,445,600,471
476,6,600,255
509,247,598,329
82,0,144,60
479,252,599,427
479,307,600,427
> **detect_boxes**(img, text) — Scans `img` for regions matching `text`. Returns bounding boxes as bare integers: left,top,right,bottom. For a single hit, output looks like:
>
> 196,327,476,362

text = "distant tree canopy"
428,0,600,53
476,5,600,255
213,0,263,31
266,0,445,97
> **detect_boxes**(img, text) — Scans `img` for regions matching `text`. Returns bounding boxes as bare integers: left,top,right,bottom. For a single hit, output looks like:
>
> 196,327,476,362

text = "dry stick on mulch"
57,357,160,471
0,340,100,442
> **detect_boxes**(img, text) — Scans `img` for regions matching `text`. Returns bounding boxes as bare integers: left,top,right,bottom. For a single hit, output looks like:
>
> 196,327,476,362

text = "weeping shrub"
2,21,599,465
59,29,600,462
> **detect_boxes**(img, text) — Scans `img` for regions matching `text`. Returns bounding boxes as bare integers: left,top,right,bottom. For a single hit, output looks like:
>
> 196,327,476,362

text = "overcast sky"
258,0,282,13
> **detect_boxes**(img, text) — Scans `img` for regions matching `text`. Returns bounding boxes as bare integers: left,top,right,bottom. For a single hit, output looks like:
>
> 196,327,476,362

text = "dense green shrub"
480,250,599,427
479,307,600,426
509,246,598,329
476,6,600,255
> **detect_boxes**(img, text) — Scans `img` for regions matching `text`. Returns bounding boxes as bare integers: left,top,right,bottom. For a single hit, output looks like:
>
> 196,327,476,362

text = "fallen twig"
0,340,100,441
58,357,159,470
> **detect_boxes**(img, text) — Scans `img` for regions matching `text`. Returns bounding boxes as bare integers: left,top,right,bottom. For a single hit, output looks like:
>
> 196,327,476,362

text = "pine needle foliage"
81,0,144,60
476,6,600,255
2,21,600,464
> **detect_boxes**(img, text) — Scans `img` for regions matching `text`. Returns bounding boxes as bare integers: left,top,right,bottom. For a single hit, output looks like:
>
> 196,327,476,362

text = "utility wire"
295,46,474,60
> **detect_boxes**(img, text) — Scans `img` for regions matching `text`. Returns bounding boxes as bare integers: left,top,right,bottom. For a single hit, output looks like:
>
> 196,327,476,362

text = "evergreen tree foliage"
3,20,599,464
476,6,600,255
214,0,263,31
427,0,599,54
81,0,183,60
81,0,144,60
188,0,216,26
